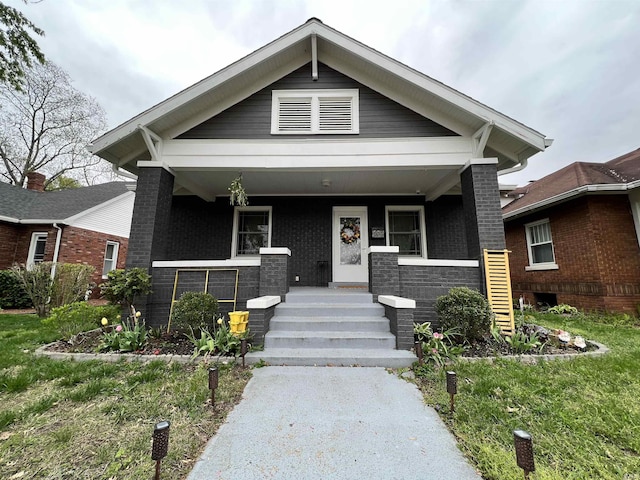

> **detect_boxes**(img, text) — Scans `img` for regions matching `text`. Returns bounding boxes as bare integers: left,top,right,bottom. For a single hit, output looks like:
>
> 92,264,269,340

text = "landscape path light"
209,366,219,408
446,371,457,412
414,340,423,364
240,338,248,368
513,429,535,479
152,421,170,480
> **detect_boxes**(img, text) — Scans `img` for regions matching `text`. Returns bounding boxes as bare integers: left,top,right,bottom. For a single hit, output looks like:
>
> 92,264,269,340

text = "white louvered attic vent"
271,89,359,134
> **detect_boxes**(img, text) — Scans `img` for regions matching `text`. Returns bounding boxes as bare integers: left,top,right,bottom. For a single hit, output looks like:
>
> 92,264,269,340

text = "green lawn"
0,314,251,479
416,314,640,479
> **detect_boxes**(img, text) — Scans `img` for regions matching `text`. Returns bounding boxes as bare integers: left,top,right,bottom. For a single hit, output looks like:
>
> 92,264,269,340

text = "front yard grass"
416,313,640,479
0,314,251,479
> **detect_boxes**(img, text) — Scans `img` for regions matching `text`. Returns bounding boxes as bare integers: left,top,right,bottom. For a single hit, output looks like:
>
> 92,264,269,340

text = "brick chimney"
26,172,46,192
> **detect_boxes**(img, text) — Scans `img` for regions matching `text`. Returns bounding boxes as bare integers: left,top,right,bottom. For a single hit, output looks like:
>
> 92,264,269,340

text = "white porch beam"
172,172,217,202
426,171,460,201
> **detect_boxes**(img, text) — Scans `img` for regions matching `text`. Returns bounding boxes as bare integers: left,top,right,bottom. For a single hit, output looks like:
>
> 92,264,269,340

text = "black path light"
209,366,219,408
240,338,248,368
513,430,535,479
446,371,457,412
152,421,170,480
414,340,424,364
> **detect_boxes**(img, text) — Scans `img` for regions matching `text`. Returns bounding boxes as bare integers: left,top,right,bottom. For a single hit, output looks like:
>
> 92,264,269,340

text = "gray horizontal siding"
177,62,457,139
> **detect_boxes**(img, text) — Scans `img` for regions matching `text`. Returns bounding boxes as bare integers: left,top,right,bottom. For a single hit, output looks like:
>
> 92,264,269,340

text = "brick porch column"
126,166,175,270
368,246,399,301
460,159,505,293
259,248,291,297
125,166,174,319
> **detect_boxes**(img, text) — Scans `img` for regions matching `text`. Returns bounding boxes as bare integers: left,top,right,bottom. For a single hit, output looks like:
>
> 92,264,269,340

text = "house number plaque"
371,227,385,239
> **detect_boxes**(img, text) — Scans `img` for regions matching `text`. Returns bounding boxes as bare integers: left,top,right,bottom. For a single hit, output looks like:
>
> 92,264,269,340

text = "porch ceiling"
169,167,461,199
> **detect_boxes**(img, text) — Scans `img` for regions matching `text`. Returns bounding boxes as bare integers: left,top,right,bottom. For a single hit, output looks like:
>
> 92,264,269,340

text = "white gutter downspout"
50,223,63,281
498,138,554,177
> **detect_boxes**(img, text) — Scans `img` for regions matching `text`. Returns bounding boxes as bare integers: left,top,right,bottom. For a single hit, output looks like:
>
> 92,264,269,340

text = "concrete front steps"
245,288,416,367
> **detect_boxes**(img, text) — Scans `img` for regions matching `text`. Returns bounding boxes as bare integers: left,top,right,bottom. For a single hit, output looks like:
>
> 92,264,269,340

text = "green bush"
100,268,152,314
43,302,121,340
170,291,219,332
547,303,578,315
435,287,493,343
51,263,95,308
0,270,32,309
12,262,54,317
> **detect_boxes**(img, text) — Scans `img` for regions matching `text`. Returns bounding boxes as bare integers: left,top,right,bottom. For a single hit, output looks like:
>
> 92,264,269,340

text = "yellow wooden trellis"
483,249,515,335
167,269,239,332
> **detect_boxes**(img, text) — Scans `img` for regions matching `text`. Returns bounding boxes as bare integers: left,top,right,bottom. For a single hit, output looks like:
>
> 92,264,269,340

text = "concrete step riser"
269,318,389,332
265,336,396,349
275,305,385,317
284,294,373,305
244,351,416,368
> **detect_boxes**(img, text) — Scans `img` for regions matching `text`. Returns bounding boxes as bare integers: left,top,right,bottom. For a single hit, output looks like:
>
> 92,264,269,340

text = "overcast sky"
6,0,640,186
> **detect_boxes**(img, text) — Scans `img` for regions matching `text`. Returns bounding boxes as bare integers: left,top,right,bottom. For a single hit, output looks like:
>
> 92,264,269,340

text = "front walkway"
187,367,481,480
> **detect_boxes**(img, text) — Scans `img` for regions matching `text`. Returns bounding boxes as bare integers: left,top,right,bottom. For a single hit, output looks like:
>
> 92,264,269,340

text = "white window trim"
271,89,359,135
524,218,558,270
385,206,428,258
102,241,120,278
27,232,48,269
231,206,273,257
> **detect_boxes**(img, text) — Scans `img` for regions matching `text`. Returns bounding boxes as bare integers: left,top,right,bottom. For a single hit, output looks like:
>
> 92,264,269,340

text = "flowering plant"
413,321,465,368
99,319,148,352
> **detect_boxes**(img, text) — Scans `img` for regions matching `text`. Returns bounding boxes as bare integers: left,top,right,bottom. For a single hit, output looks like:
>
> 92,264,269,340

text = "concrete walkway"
187,367,482,480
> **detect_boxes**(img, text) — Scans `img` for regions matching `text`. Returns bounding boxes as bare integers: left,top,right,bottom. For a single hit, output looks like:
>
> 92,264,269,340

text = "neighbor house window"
525,219,558,270
385,206,427,257
27,232,48,268
271,89,359,134
232,207,272,256
102,241,119,277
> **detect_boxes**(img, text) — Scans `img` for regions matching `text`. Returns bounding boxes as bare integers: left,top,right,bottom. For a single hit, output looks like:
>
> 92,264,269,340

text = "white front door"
332,207,369,283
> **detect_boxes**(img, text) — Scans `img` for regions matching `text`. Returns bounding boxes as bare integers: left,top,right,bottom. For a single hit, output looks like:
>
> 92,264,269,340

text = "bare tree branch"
0,60,110,187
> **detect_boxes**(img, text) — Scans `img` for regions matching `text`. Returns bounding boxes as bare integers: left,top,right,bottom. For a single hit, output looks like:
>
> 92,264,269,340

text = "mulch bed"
45,329,195,356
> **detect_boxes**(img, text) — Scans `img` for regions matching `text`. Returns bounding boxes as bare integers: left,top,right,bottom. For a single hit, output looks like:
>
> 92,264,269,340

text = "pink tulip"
115,325,123,332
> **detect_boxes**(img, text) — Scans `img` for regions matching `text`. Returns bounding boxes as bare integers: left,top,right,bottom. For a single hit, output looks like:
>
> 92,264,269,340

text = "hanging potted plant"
229,174,248,206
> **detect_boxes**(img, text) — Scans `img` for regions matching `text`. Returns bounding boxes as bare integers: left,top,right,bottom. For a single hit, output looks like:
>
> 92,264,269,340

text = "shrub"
0,270,32,309
170,291,219,332
51,263,95,308
12,262,54,317
435,287,493,343
547,303,578,315
100,268,152,315
43,302,121,340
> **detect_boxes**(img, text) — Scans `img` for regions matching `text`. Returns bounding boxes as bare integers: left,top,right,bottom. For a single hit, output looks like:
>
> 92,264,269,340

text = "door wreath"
340,219,361,244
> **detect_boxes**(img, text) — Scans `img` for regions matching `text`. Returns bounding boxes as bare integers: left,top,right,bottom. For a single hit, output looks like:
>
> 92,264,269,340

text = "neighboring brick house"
88,19,551,348
0,172,135,293
503,148,640,313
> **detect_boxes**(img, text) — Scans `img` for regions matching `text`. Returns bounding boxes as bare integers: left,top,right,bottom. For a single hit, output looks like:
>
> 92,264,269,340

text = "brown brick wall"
0,223,128,298
0,223,20,269
506,195,640,313
57,226,129,292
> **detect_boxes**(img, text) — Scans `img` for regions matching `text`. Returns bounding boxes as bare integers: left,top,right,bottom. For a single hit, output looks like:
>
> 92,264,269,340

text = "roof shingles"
0,181,133,221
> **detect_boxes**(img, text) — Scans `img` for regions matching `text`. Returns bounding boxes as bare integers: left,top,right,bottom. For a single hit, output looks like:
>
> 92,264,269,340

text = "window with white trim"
271,89,359,134
525,219,557,268
27,232,48,269
385,206,427,257
102,241,119,277
232,207,272,256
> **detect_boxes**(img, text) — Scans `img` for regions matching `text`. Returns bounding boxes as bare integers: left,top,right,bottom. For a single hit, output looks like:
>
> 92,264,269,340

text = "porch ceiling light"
322,178,331,187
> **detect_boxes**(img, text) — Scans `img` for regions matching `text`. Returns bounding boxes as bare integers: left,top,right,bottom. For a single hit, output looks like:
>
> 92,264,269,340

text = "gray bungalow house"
89,19,551,366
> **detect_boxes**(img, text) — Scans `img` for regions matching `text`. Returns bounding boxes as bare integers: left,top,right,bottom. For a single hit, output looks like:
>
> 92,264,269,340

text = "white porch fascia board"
503,180,640,220
160,137,474,170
